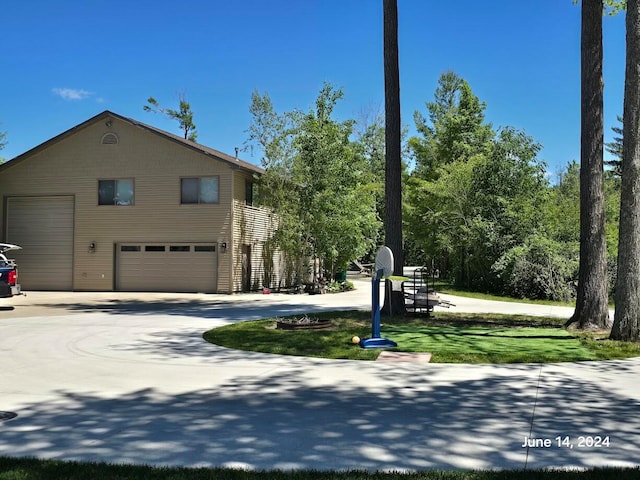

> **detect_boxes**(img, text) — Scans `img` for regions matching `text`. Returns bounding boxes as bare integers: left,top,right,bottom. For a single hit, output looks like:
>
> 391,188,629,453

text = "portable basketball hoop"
359,246,398,349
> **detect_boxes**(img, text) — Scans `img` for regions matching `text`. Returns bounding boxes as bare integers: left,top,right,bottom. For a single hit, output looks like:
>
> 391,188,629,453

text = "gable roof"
0,110,264,175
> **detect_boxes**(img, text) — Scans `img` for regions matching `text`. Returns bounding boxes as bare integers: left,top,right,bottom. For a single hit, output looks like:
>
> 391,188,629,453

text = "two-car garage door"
117,243,218,293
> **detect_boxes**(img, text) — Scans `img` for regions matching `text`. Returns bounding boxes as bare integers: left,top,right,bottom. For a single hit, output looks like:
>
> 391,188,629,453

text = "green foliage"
143,94,197,141
542,161,620,300
297,84,380,277
409,71,493,181
403,71,610,302
261,233,277,288
492,235,579,302
406,74,551,293
545,161,580,244
604,172,621,298
406,158,480,285
572,0,627,15
605,115,623,176
604,0,627,15
245,89,296,167
325,280,354,292
241,69,622,302
244,90,307,285
353,112,413,264
245,84,380,285
406,72,496,283
353,113,386,257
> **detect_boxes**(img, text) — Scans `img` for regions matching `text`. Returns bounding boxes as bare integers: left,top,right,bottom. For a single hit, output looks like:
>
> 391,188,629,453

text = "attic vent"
101,133,119,145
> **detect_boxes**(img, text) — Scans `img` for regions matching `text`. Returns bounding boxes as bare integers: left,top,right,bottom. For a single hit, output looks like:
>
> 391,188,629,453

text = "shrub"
325,280,355,293
492,235,578,302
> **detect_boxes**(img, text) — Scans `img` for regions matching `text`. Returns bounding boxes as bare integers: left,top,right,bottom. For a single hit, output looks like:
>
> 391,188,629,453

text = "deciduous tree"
407,121,549,294
354,112,386,253
294,84,379,281
244,91,306,286
245,85,379,287
407,71,495,288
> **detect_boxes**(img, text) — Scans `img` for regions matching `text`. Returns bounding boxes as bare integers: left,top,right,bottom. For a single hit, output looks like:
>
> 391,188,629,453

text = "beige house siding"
231,200,280,291
0,111,264,293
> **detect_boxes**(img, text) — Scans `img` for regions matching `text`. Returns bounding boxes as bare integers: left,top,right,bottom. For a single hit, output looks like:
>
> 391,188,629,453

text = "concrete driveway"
1,281,638,471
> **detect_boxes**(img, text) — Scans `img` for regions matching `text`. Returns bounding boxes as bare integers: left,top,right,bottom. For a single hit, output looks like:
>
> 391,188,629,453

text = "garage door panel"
118,243,217,293
6,196,74,290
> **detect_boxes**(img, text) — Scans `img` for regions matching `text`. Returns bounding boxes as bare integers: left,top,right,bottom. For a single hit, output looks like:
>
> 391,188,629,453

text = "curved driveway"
1,281,638,471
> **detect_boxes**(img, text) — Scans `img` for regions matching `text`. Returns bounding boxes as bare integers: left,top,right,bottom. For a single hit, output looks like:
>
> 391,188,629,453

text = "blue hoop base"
359,337,398,349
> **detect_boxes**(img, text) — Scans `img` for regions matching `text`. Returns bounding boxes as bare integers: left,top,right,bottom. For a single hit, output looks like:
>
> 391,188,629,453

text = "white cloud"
52,87,93,101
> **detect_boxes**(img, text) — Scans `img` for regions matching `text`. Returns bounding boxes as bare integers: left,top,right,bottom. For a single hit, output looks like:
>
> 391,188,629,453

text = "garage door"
117,243,217,293
5,196,74,290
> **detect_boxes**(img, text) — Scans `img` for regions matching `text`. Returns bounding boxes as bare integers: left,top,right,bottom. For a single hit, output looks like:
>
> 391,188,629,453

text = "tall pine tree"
567,0,610,330
382,0,405,314
612,0,640,341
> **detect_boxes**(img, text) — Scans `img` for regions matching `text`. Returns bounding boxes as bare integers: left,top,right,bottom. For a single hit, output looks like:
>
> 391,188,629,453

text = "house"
0,110,280,293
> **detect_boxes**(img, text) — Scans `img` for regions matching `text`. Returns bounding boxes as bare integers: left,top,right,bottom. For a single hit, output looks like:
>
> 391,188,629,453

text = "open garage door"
5,196,74,290
117,243,217,293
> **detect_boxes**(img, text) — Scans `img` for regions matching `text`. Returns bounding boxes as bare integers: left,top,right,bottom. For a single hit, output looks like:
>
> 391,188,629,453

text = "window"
245,180,254,206
195,245,216,252
181,177,219,204
99,179,134,206
145,245,166,252
170,245,191,252
120,245,141,252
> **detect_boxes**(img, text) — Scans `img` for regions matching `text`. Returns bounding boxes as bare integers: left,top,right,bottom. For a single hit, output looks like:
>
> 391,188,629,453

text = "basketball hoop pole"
372,268,383,337
359,267,397,349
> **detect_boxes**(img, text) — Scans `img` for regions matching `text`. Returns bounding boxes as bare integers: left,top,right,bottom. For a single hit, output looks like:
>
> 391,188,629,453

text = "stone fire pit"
276,315,332,330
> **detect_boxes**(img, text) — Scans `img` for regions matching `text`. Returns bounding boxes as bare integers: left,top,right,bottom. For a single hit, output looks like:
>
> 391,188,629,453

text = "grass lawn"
1,457,639,480
203,310,640,363
427,281,578,307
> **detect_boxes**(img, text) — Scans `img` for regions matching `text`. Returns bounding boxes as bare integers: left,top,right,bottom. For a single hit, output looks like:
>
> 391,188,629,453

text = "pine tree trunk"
382,0,405,315
567,0,610,330
611,0,640,341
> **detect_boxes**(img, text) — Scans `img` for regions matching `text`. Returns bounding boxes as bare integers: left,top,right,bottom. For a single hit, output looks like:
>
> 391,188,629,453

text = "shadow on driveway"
2,361,639,471
32,296,364,320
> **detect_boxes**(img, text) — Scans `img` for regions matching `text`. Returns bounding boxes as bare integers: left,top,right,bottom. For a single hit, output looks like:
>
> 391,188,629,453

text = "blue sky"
0,1,627,177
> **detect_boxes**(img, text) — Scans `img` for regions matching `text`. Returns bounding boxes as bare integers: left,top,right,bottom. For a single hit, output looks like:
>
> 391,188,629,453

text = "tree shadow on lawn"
400,314,565,328
2,361,639,471
402,330,577,341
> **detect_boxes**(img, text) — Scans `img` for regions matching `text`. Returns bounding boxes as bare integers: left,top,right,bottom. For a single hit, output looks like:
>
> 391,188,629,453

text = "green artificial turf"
203,310,640,363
